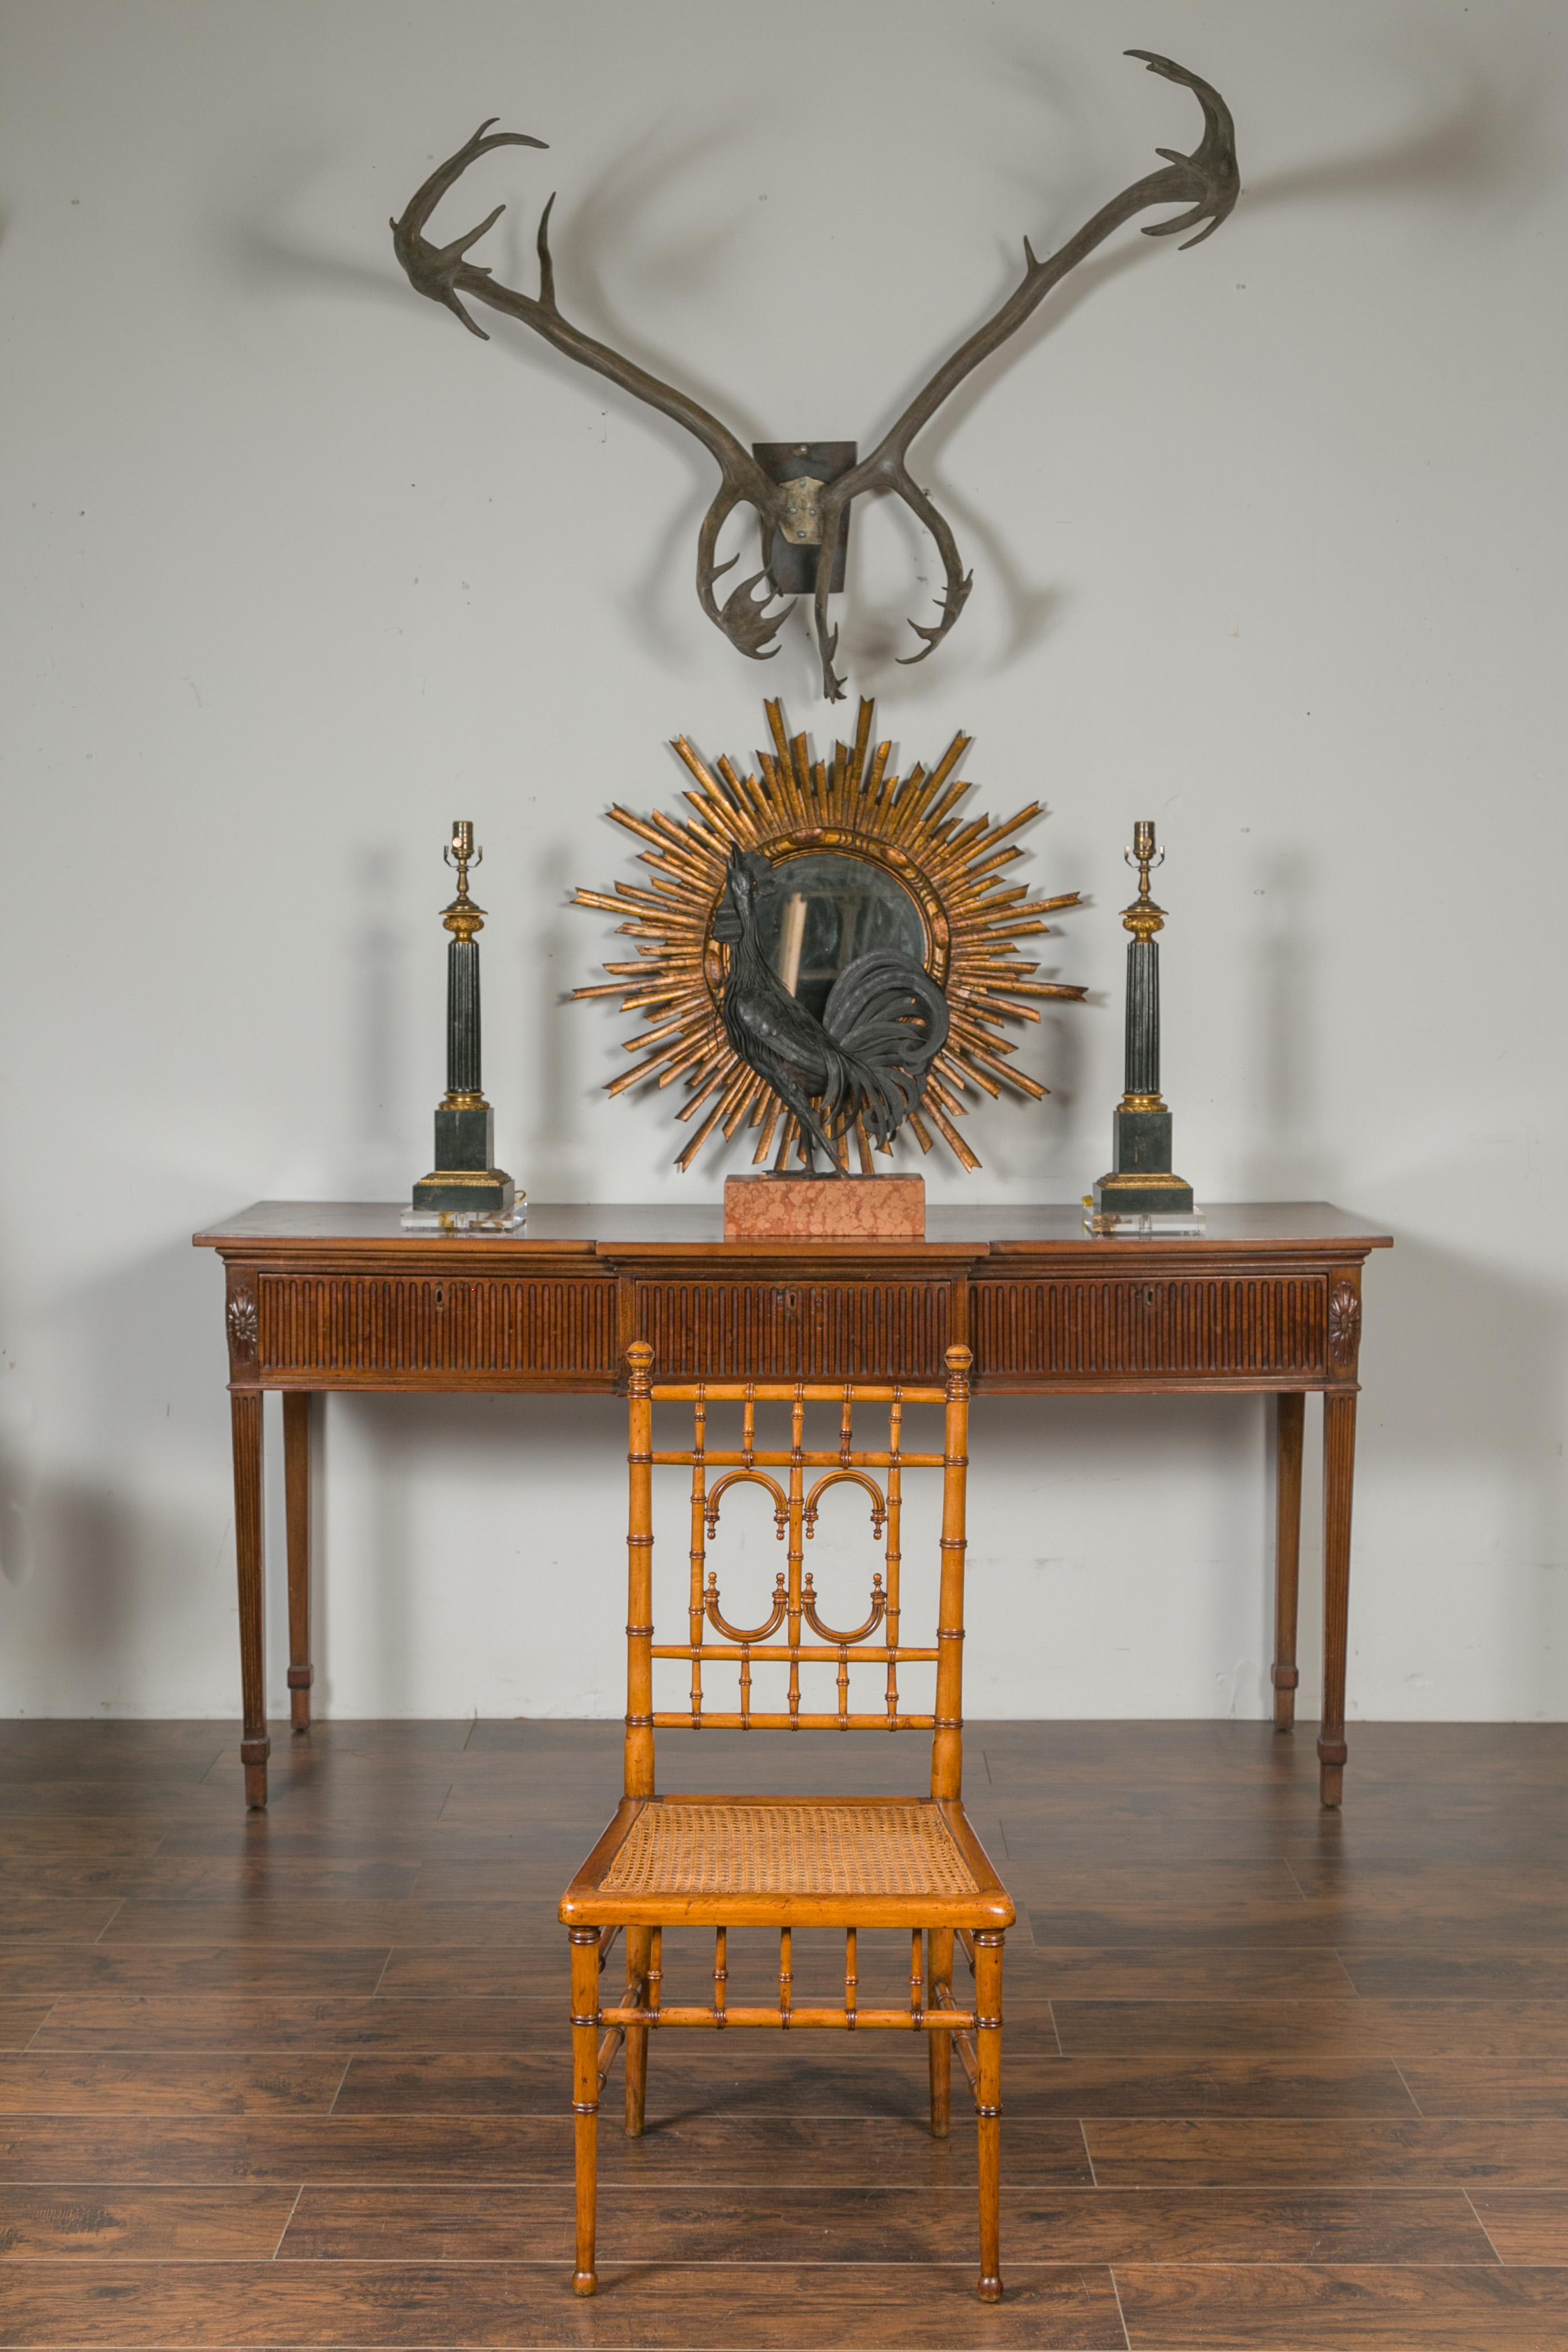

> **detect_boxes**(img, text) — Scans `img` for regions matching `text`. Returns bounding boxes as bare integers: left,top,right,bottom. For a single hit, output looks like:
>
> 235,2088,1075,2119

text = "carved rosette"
1327,1279,1361,1370
227,1288,260,1367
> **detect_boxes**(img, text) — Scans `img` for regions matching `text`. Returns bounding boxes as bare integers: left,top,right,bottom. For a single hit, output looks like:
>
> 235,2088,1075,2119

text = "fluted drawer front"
975,1275,1328,1379
634,1280,953,1381
257,1275,619,1378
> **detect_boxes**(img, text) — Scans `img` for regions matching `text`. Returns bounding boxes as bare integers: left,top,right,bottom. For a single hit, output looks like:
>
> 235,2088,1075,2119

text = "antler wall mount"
390,51,1239,700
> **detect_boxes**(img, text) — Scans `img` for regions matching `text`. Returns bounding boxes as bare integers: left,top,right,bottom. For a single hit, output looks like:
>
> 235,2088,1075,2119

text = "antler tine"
1124,50,1240,248
391,120,549,339
800,52,1238,689
699,493,793,661
390,121,795,661
886,475,971,671
809,472,970,697
808,552,844,703
535,189,558,308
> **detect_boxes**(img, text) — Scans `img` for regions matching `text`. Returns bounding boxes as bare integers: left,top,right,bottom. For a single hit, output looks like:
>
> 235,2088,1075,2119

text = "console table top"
194,1199,1393,1259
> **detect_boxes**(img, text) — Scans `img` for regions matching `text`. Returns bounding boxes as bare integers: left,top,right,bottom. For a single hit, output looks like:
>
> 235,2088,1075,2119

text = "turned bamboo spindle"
931,1346,971,1802
569,1928,602,2296
928,1926,955,2135
625,1341,656,1798
975,1930,1005,2301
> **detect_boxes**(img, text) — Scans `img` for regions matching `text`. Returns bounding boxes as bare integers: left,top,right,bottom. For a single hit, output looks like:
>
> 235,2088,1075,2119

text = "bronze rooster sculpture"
712,848,950,1172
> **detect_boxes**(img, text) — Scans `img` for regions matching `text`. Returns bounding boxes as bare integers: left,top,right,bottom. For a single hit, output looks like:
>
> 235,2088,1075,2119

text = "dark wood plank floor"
3,1719,1567,2348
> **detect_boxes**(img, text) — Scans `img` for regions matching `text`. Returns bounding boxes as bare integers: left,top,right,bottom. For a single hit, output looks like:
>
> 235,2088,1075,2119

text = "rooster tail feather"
822,952,950,1069
819,951,950,1144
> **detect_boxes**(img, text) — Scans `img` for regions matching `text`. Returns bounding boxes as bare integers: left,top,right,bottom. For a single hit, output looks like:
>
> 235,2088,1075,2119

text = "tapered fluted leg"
624,1925,651,2136
1272,1393,1305,1731
927,1927,953,2138
283,1393,313,1733
1318,1391,1359,1807
570,1929,601,2295
230,1391,269,1809
974,1931,1004,2300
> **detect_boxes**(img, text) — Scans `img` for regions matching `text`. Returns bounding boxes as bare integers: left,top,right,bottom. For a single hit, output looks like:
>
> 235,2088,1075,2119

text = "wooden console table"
194,1201,1390,1810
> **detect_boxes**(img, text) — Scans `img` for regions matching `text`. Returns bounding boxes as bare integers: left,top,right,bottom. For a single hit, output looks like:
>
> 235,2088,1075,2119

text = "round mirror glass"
753,852,926,1021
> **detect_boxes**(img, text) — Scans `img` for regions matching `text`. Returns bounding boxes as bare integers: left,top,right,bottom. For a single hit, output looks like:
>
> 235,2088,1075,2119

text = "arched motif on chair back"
622,1340,972,1805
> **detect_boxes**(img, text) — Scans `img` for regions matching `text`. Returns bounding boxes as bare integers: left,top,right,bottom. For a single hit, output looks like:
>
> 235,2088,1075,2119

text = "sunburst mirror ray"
573,700,1085,1173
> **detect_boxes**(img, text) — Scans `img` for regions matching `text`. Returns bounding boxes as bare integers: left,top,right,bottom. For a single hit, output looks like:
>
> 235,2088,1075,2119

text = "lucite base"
1084,1206,1208,1237
401,1200,527,1233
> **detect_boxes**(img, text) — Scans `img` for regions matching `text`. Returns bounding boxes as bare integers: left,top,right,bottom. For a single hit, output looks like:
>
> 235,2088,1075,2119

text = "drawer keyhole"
773,1288,799,1311
1143,1286,1157,1306
433,1286,444,1309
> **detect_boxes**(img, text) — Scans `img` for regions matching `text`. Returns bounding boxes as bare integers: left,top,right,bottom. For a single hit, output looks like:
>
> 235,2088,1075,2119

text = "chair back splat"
622,1338,972,1797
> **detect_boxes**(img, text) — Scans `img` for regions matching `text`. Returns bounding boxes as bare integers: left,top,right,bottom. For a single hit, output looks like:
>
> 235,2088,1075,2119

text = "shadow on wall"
0,1237,234,1714
1240,833,1566,1708
318,1389,628,1719
965,1388,1268,1719
1359,1227,1567,1715
956,1217,1567,1726
209,28,1552,704
528,837,587,1196
1237,26,1556,223
351,841,411,1198
1243,847,1334,1202
0,1479,144,1708
825,30,1558,700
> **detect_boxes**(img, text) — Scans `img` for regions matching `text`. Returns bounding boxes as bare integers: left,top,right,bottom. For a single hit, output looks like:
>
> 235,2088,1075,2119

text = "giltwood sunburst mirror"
574,700,1085,1172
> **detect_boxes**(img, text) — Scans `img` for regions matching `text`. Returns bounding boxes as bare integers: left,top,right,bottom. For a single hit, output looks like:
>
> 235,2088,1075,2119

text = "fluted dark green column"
447,936,482,1097
1124,936,1160,1099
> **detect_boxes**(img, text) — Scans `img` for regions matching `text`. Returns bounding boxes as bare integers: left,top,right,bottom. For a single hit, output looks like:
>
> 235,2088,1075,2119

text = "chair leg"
927,1927,953,2138
974,1930,1004,2302
569,1928,601,2296
625,1925,652,2137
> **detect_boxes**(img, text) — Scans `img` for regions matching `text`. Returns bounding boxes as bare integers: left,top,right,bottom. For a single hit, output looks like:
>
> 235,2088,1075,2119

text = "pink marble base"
724,1174,926,1240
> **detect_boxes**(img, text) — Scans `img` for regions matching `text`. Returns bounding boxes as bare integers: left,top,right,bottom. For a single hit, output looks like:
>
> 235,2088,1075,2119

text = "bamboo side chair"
558,1339,1014,2300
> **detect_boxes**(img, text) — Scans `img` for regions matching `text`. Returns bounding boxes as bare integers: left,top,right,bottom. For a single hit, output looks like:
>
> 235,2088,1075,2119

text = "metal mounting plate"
753,442,857,593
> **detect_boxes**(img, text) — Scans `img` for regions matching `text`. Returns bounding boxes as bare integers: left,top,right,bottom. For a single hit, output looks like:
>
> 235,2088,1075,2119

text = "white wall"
2,0,1564,1724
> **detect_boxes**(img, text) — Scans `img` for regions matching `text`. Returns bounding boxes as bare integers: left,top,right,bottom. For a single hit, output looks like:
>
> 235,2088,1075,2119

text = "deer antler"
390,119,796,661
807,53,1238,696
390,54,1238,698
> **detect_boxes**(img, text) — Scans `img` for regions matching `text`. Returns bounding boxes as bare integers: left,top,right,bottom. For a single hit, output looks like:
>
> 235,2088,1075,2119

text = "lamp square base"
724,1173,925,1240
412,1170,516,1213
1092,1171,1195,1216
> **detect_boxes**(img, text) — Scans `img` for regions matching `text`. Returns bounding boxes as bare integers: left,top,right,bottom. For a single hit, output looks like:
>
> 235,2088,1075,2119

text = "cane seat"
567,1793,1009,1918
